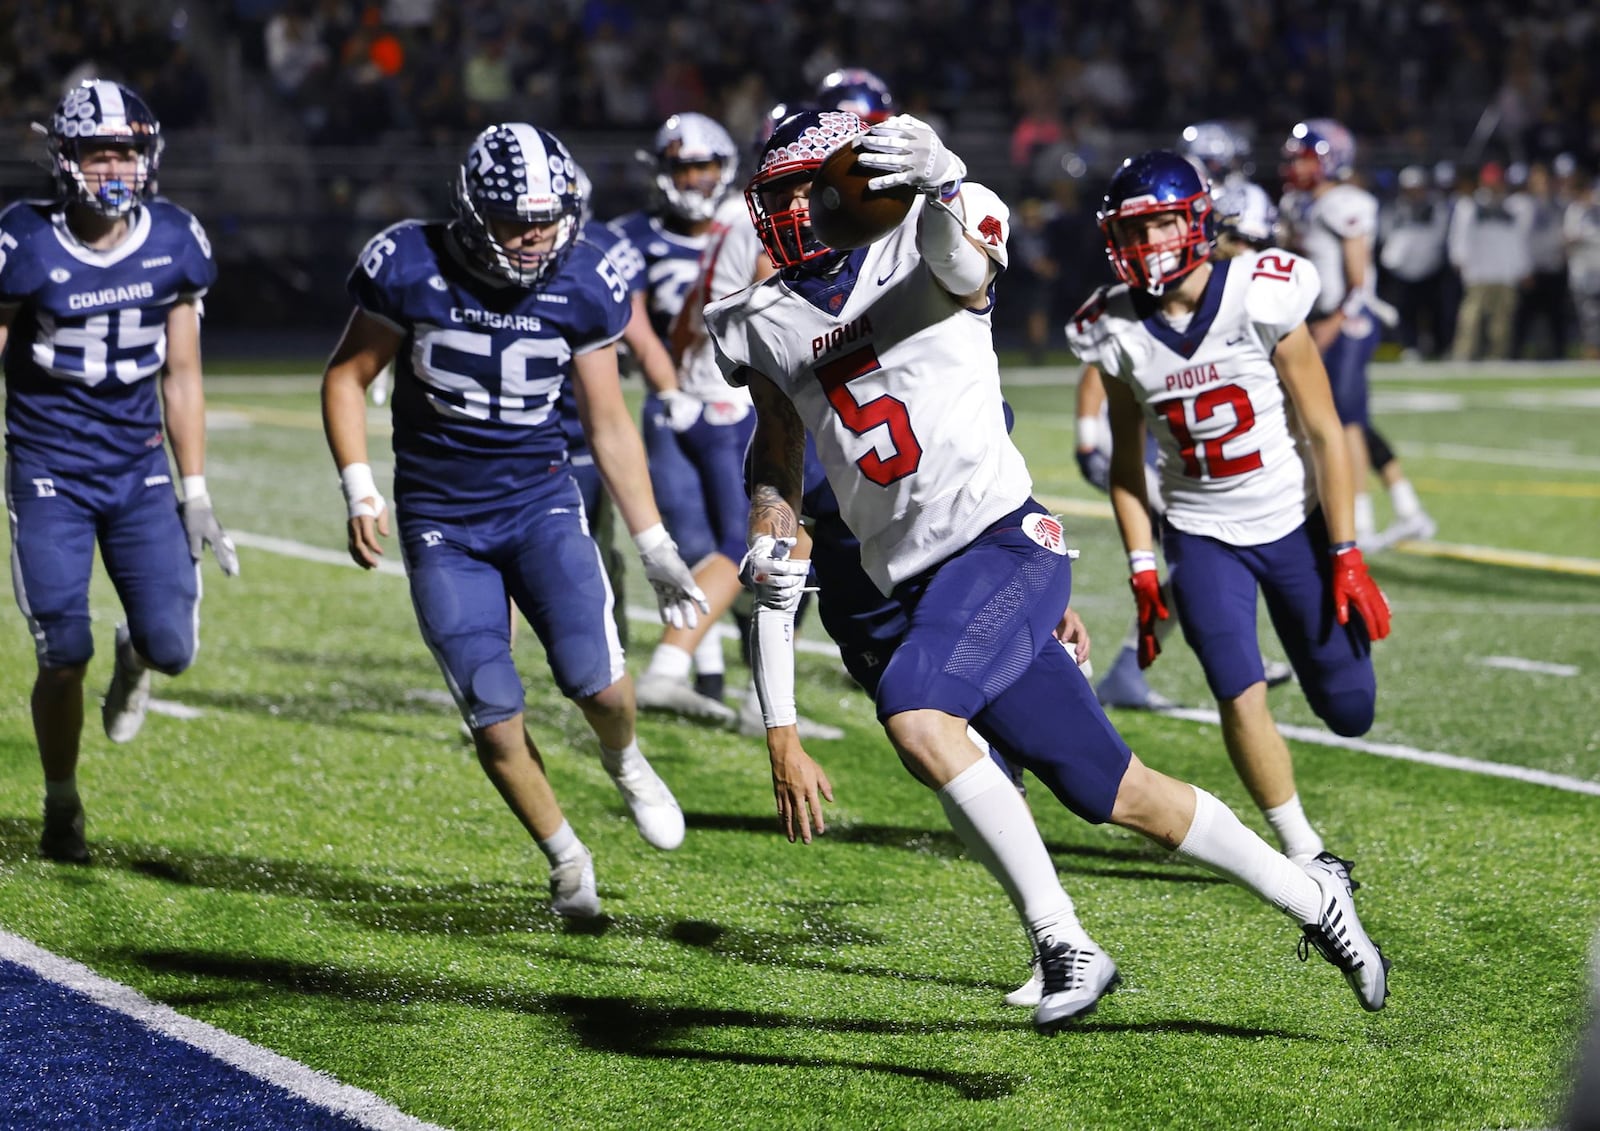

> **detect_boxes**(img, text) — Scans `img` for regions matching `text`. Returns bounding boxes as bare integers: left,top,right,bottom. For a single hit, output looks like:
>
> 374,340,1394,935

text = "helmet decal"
451,122,581,286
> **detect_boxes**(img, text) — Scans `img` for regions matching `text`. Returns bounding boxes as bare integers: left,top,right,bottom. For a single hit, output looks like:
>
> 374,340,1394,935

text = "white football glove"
854,114,967,196
738,535,810,613
180,494,240,576
635,524,709,630
659,390,702,434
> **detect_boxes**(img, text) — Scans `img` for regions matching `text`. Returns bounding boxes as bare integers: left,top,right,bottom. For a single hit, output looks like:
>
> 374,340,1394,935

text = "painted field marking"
0,931,446,1131
232,531,1600,798
1479,656,1581,677
1157,707,1600,798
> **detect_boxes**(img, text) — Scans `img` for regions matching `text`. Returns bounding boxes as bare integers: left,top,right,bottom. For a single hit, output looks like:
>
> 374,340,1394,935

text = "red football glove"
1129,569,1170,669
1330,546,1391,640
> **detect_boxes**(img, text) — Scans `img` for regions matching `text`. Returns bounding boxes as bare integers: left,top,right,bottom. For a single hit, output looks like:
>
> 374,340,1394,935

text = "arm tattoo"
748,376,805,541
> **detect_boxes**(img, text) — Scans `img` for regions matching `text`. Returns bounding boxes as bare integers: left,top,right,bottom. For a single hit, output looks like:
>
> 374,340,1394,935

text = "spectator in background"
1512,162,1571,359
1379,165,1452,360
265,2,329,99
1450,161,1530,360
1566,175,1600,360
1009,197,1058,364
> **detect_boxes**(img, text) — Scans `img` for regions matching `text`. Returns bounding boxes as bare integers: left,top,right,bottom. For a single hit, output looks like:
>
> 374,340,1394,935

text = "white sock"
1354,493,1376,540
44,777,79,804
598,740,640,777
537,820,584,865
1262,794,1323,864
1176,786,1321,924
692,631,724,678
936,758,1088,946
645,644,692,682
1389,479,1423,519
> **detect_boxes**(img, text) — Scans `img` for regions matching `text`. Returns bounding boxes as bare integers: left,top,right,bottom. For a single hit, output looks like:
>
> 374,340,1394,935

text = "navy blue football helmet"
814,68,895,125
745,108,866,270
44,79,163,217
1097,150,1217,295
1180,120,1252,180
452,123,581,286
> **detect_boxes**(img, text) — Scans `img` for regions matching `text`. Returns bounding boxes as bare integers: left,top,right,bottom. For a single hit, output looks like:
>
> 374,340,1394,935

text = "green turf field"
2,362,1598,1130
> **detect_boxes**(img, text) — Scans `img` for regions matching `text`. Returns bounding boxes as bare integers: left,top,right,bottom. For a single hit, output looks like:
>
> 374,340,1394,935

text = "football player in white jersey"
1281,120,1435,549
1071,149,1394,873
707,110,1390,1032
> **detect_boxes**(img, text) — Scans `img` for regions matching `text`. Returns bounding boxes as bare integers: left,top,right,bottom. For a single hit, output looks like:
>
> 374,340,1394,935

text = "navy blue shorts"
1164,509,1377,734
642,393,755,566
870,499,1133,823
7,447,198,672
1320,319,1379,427
400,476,623,728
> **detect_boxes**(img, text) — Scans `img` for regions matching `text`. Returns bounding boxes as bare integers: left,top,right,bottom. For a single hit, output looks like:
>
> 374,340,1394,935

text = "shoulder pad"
1242,249,1320,331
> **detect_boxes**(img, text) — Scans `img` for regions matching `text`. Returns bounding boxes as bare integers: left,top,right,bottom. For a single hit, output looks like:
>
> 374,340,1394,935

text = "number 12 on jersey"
1157,383,1264,480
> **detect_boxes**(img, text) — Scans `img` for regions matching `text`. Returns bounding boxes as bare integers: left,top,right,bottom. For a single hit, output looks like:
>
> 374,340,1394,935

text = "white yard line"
233,531,1598,798
1157,707,1600,798
1479,656,1581,677
0,932,447,1131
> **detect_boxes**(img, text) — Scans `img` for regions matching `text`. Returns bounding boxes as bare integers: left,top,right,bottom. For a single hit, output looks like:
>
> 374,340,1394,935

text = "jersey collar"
50,206,152,267
781,248,867,317
1136,258,1230,359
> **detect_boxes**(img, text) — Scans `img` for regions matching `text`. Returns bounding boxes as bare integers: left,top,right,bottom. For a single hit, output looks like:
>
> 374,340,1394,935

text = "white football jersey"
1285,183,1377,316
1065,249,1322,546
706,184,1030,593
673,196,759,408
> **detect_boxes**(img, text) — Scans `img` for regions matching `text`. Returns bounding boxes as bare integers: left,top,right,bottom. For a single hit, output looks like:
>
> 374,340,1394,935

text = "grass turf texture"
0,363,1597,1129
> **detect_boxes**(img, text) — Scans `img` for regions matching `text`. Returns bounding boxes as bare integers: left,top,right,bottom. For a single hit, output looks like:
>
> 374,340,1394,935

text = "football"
808,141,915,250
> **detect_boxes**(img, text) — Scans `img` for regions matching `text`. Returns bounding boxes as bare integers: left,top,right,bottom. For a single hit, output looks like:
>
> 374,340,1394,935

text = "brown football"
808,141,916,250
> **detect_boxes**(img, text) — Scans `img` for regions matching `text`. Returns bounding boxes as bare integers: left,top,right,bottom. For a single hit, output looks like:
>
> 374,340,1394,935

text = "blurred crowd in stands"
3,0,1600,355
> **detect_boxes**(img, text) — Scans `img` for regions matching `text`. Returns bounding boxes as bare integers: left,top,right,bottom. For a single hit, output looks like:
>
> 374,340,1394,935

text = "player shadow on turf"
682,811,1227,886
169,685,472,740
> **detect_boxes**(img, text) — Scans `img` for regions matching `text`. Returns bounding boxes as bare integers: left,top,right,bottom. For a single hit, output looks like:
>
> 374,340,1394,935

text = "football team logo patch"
1022,512,1068,555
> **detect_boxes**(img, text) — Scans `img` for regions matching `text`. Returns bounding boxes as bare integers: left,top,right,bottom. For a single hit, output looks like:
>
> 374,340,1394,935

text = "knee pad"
133,622,196,677
461,653,526,730
38,616,95,669
1310,685,1375,738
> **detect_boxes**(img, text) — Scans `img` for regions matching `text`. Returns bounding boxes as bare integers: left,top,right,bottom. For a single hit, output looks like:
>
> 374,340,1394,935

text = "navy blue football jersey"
0,199,216,474
606,211,709,340
347,220,630,516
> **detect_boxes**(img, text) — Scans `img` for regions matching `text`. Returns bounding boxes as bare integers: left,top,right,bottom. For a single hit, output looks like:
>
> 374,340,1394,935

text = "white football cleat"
1005,957,1043,1007
1033,936,1121,1033
548,846,600,919
1299,852,1390,1011
1263,659,1295,689
635,672,736,725
1378,510,1438,548
102,624,152,744
602,749,685,851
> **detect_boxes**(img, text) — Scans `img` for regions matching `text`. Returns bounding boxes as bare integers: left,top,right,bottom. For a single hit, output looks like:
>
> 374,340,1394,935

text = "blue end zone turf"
0,947,436,1131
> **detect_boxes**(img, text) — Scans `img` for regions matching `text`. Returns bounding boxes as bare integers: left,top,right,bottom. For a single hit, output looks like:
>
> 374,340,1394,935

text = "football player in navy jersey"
320,123,708,919
613,113,750,725
1,80,237,865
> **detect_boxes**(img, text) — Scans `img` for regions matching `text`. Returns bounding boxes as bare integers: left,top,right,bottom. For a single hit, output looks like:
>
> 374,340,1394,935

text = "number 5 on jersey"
814,345,922,487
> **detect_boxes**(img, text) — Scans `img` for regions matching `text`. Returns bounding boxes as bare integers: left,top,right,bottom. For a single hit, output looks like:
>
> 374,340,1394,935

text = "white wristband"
181,474,208,501
1129,550,1158,574
750,603,798,729
633,522,671,556
1075,415,1103,451
339,462,382,519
